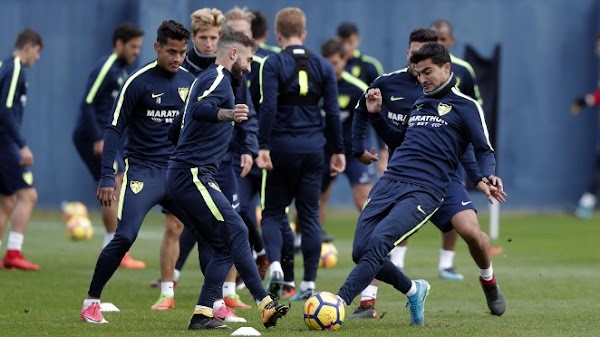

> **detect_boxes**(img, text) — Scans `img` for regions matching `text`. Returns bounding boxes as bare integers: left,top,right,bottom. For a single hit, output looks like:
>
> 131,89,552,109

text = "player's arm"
257,55,277,151
460,144,483,185
322,60,346,176
238,85,259,158
462,100,496,180
98,77,140,192
369,112,406,150
81,64,110,142
189,79,248,123
0,62,27,148
351,88,373,159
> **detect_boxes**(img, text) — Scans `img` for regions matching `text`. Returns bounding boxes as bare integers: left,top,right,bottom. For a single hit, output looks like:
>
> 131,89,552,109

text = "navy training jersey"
74,53,129,141
384,75,495,198
182,46,216,77
99,60,195,182
248,44,280,110
328,71,368,156
169,64,236,171
352,67,422,156
259,45,343,154
0,56,28,147
345,49,384,86
451,54,482,105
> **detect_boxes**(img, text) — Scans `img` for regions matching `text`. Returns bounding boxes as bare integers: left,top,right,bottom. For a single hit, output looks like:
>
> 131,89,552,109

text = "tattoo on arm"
217,109,234,122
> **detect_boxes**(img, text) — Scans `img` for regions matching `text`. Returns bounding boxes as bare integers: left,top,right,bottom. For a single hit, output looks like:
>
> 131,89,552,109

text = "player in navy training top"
350,30,507,318
72,23,145,269
257,7,346,301
167,30,289,330
80,20,195,325
337,43,506,327
0,29,43,271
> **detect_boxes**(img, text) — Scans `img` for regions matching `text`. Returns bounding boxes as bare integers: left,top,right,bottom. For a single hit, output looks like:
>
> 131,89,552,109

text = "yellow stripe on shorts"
191,167,224,221
393,205,439,246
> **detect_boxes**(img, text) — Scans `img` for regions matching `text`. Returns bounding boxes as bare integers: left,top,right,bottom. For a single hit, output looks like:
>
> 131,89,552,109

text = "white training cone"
100,302,120,312
231,327,261,336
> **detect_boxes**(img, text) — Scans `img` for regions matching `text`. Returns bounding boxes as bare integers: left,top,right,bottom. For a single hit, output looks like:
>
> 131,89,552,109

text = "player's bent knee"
17,187,38,204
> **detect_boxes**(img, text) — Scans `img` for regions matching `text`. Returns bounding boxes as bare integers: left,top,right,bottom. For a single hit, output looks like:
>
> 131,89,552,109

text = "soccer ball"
66,216,94,241
303,291,345,331
319,242,338,269
61,201,89,222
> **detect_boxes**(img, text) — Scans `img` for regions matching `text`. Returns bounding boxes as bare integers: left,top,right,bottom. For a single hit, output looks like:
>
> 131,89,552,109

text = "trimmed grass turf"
0,209,599,336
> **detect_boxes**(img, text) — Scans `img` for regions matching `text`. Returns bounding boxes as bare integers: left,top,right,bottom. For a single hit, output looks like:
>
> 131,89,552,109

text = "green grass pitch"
0,209,598,336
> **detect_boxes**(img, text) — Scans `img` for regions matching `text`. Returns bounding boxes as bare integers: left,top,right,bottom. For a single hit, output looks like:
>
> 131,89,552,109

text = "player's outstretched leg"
480,276,505,316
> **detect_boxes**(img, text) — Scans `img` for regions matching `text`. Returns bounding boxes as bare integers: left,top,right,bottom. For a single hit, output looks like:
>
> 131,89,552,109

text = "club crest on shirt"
22,172,33,186
130,180,144,194
438,102,452,116
178,87,190,102
338,95,350,110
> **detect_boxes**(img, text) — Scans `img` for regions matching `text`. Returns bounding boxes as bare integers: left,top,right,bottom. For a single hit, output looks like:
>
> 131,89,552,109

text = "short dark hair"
409,42,450,66
337,22,358,39
15,29,43,50
321,38,345,58
430,19,453,34
250,10,268,39
113,23,144,46
217,30,255,51
156,20,190,45
409,28,438,45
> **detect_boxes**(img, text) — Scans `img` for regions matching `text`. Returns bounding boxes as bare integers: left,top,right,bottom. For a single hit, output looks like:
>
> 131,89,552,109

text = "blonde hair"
275,7,305,39
190,8,224,34
224,6,255,24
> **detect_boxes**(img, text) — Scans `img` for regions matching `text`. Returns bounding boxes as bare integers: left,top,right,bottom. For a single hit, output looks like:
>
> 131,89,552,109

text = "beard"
231,59,245,79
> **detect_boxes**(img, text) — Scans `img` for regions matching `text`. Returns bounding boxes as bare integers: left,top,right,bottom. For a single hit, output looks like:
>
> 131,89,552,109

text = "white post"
489,201,500,240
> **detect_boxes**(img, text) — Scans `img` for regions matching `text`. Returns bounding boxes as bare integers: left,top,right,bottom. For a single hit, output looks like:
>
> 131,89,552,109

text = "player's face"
193,27,220,55
326,53,346,78
341,34,359,55
119,36,143,65
413,58,451,93
227,20,253,39
407,41,427,75
21,44,41,66
434,26,454,49
155,38,187,73
231,45,253,78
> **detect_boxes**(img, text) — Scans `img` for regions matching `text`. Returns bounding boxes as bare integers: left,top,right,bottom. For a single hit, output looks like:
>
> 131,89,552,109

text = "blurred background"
1,0,599,212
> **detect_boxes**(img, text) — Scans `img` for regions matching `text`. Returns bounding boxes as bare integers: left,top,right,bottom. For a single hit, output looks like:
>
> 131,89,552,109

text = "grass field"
0,208,599,336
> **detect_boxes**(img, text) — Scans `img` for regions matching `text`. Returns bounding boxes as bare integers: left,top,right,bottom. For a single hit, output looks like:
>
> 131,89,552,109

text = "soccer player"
571,34,600,219
167,30,289,330
80,20,195,324
349,28,506,319
0,29,43,271
338,42,505,327
72,23,146,269
257,7,346,301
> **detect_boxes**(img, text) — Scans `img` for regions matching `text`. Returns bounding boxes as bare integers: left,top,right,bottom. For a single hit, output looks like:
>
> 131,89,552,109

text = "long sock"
360,285,378,301
479,264,494,281
83,298,100,309
7,232,24,251
161,282,174,297
299,281,315,292
405,281,417,297
103,232,115,249
195,305,213,317
212,299,225,311
439,249,455,270
269,261,282,275
388,246,407,269
223,282,236,297
174,269,181,282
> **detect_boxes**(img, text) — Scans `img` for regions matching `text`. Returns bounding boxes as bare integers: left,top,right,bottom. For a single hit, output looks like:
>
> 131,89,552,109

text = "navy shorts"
322,155,373,192
430,179,477,232
73,136,125,181
0,144,34,195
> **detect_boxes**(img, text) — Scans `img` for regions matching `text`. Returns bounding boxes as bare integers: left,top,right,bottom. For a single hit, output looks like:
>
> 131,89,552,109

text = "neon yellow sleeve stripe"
260,43,281,53
258,55,270,104
85,53,118,104
361,54,384,75
180,78,198,130
197,65,224,102
450,54,477,79
191,167,224,221
111,61,157,126
341,71,368,92
253,55,266,63
451,87,493,151
117,158,129,220
261,168,267,209
6,57,21,109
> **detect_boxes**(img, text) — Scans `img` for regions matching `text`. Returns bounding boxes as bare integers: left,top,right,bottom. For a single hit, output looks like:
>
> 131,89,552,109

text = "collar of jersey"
423,73,457,99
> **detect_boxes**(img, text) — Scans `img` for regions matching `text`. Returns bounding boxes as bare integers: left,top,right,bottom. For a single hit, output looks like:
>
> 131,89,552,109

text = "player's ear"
153,42,160,53
230,47,237,61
